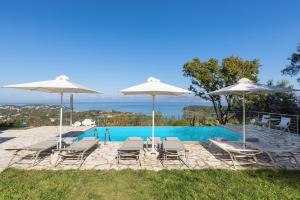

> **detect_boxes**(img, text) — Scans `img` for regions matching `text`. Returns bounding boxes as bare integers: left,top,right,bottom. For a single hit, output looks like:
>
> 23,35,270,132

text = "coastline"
0,101,212,116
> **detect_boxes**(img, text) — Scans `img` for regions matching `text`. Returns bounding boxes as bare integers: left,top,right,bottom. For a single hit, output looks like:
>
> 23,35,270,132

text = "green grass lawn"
0,169,300,200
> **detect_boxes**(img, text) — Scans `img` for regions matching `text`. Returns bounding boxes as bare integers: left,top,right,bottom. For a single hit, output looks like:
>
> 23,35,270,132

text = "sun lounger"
55,137,99,167
6,140,59,166
82,119,96,126
273,117,291,133
161,139,189,167
72,121,82,127
117,139,144,166
209,139,262,168
247,141,300,166
258,115,270,127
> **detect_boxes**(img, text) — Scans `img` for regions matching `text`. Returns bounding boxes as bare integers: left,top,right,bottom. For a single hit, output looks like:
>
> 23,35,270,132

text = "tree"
183,56,260,124
282,44,300,84
246,80,299,115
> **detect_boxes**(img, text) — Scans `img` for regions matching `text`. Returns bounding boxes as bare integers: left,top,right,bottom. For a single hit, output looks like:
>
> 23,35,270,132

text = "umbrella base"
145,151,159,157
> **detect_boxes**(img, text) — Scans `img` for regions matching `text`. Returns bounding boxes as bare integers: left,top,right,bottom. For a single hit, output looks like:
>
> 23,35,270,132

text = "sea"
0,102,212,117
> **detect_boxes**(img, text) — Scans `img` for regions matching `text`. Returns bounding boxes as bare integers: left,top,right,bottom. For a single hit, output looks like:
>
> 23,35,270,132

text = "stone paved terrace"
0,126,92,172
1,125,300,171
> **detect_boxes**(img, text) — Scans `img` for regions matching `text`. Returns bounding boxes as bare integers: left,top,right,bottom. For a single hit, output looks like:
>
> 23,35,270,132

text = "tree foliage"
183,56,260,124
282,44,300,83
242,80,299,115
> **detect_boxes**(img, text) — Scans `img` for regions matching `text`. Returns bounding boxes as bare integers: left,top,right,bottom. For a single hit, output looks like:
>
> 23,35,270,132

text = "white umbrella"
121,77,191,153
209,78,294,146
3,75,101,148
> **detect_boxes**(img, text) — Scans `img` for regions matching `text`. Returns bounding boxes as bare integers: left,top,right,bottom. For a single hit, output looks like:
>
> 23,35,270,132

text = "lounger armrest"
5,148,24,151
237,149,262,155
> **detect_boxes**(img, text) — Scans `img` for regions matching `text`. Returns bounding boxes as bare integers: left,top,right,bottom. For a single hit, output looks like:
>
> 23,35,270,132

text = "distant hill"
0,104,142,128
183,105,215,114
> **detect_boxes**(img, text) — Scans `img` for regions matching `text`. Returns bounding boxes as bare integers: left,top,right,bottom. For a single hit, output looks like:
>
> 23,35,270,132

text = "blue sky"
0,0,299,103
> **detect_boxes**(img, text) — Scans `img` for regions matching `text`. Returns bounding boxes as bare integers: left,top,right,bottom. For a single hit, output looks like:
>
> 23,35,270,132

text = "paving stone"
1,125,300,171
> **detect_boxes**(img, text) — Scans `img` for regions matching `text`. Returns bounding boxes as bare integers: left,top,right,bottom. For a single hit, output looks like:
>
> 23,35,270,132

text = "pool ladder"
93,128,111,144
94,128,100,142
104,128,111,144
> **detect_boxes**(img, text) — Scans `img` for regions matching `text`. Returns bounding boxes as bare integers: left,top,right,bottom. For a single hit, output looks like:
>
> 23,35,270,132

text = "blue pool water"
77,126,242,142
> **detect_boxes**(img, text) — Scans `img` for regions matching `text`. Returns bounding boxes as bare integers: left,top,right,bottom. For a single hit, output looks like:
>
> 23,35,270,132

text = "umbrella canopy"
3,75,101,149
4,75,99,94
209,78,291,95
209,78,295,146
121,77,190,96
121,77,191,153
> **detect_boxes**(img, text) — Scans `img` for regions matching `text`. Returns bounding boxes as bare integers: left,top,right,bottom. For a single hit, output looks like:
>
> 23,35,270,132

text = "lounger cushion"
26,140,58,151
210,140,259,153
128,137,144,141
63,140,98,151
166,137,180,141
163,140,185,151
118,140,144,151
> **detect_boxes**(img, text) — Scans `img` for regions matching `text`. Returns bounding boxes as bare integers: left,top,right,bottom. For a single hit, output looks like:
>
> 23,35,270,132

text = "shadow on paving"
0,137,15,144
62,131,84,137
201,142,230,161
201,142,278,168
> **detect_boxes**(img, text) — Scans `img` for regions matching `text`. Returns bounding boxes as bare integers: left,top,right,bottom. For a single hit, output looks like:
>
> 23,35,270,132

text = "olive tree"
282,44,300,84
183,56,260,124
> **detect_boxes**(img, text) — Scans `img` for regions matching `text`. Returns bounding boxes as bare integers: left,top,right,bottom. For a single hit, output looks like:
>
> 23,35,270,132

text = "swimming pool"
77,126,242,142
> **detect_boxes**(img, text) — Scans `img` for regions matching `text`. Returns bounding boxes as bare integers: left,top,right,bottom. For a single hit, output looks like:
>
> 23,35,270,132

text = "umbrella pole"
243,92,246,147
70,94,73,126
152,95,155,153
59,92,63,149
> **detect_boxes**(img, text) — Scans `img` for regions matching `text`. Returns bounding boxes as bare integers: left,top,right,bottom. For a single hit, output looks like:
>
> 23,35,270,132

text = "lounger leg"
180,156,189,168
79,153,85,168
289,154,299,166
165,152,168,162
266,152,275,164
294,157,300,166
253,155,259,166
137,155,141,167
32,151,42,166
55,155,62,167
253,155,258,163
147,141,149,151
185,150,189,167
229,154,236,168
7,150,21,167
162,152,166,167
